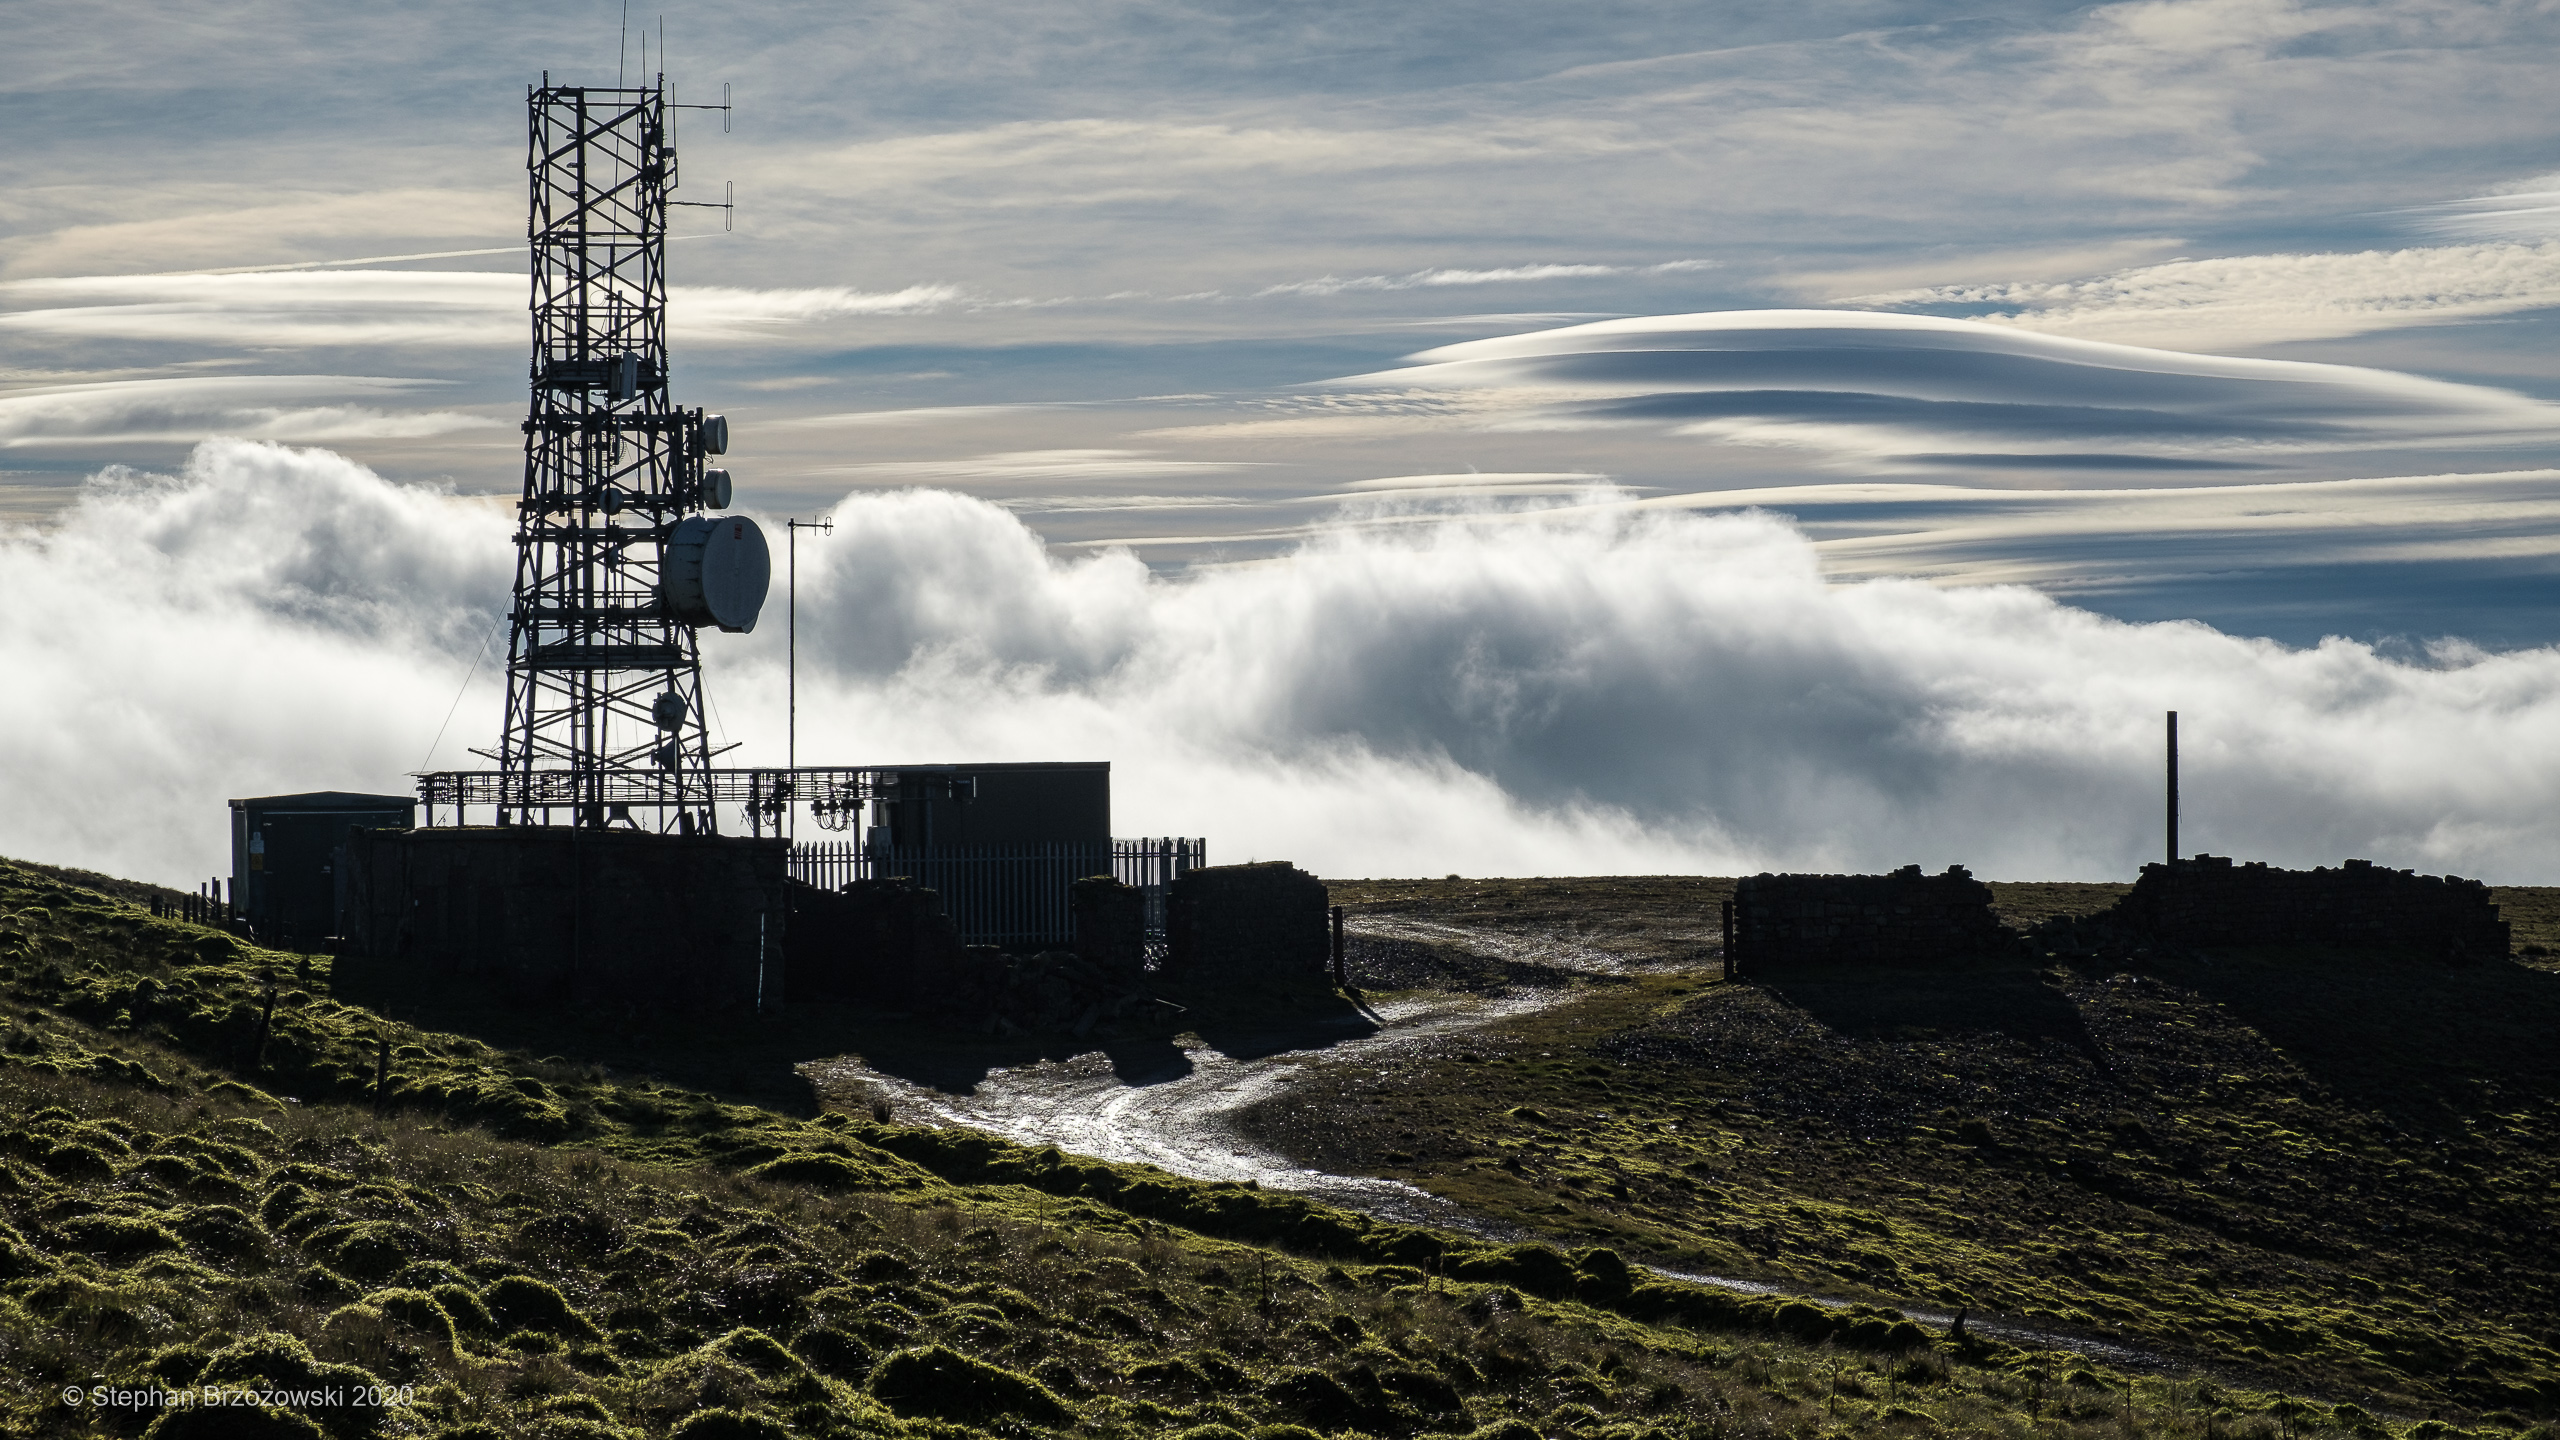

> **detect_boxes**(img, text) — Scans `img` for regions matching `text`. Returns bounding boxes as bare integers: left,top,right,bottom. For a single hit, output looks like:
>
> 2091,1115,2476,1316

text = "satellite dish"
663,515,769,633
700,413,729,455
702,468,732,509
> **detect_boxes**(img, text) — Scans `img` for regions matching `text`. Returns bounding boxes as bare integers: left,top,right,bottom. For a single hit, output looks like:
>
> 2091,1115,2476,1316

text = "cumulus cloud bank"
0,441,508,883
14,441,2560,889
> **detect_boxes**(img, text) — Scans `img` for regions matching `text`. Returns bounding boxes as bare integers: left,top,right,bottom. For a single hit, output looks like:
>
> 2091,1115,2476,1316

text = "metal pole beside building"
2166,710,2180,867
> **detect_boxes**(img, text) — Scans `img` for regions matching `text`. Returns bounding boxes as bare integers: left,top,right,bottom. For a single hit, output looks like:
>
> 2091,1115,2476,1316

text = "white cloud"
784,115,1648,203
19,442,2560,887
0,271,523,350
1344,309,2560,465
757,483,2560,883
0,375,499,447
1254,261,1710,299
821,449,1260,483
996,495,1250,514
0,271,968,351
1642,470,2560,583
1336,472,1609,493
2410,173,2560,242
669,283,968,338
0,441,509,881
0,188,517,281
1847,241,2560,349
766,405,1061,430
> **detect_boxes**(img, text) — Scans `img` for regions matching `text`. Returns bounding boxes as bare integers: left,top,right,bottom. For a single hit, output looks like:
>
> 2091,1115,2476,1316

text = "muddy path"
799,917,2176,1370
802,912,1621,1228
809,986,1559,1229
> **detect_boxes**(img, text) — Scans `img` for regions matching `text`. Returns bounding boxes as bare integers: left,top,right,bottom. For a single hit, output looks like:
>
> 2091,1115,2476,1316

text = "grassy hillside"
0,854,2412,1440
1275,879,2560,1416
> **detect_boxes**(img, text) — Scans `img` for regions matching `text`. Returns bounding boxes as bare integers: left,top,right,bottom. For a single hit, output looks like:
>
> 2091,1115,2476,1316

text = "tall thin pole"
788,521,796,782
2166,710,2179,866
784,517,833,846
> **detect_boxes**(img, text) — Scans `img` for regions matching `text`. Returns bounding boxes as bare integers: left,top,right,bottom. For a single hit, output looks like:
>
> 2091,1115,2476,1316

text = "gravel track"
800,917,2175,1369
805,978,1563,1229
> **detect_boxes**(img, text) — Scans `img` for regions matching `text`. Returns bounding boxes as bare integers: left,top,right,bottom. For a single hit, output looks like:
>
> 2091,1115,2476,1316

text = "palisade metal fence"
787,837,1205,948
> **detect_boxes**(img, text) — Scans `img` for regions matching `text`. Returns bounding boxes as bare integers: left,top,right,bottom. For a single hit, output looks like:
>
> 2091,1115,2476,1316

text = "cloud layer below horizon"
13,440,2560,887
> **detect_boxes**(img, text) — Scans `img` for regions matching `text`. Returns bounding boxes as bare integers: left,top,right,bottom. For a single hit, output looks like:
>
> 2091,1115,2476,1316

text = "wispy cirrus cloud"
995,494,1250,514
0,271,522,350
1254,260,1712,298
1646,469,2560,582
1846,241,2560,349
0,375,499,447
0,270,979,351
1335,471,1609,493
820,448,1260,483
2410,173,2560,243
671,283,968,336
0,189,518,282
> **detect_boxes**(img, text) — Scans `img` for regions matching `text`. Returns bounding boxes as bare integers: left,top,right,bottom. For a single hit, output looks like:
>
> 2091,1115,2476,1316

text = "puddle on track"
799,918,2180,1371
806,986,1561,1231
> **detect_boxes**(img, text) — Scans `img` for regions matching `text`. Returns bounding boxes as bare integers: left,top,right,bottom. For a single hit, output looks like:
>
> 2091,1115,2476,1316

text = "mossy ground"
1251,879,2560,1417
0,856,2549,1440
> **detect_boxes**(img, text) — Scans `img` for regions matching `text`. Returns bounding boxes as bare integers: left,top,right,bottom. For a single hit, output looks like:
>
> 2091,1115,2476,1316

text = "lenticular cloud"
9,440,2560,888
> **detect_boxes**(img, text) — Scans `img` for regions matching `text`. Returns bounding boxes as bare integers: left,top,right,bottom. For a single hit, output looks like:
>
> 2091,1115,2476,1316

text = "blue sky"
9,0,2560,882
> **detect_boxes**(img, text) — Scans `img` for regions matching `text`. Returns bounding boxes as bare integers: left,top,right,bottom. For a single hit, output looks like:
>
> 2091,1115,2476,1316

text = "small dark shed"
229,790,415,948
871,761,1109,848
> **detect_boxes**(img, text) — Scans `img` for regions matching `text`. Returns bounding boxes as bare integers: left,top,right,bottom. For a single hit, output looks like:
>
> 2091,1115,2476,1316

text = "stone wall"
1163,861,1330,984
1071,875,1147,973
1731,864,2007,970
341,828,787,1012
789,876,1152,1032
786,877,965,1008
2110,855,2508,959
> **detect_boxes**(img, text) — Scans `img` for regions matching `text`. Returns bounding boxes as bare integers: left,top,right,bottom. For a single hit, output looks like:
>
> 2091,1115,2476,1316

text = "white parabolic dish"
664,515,770,633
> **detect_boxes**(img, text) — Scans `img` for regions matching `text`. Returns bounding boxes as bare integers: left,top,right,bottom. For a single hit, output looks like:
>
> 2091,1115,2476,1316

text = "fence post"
1721,899,1736,980
1331,905,1346,988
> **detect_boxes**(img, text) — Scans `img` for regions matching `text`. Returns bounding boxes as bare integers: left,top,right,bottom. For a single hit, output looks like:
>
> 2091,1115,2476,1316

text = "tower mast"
503,76,750,831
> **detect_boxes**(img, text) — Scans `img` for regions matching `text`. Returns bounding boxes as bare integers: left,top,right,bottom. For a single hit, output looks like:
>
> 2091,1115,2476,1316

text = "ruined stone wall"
341,828,787,1012
2113,856,2508,959
1071,875,1147,974
1163,861,1330,984
785,877,965,1008
1731,864,2007,970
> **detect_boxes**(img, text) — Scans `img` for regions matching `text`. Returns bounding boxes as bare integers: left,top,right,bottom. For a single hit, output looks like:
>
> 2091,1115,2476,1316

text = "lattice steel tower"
501,75,763,832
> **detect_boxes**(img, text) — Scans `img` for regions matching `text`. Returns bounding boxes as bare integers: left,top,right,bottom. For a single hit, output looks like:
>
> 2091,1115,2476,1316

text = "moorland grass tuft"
0,858,2537,1440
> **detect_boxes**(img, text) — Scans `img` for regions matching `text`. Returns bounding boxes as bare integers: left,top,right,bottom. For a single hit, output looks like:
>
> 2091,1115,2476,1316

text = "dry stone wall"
2111,855,2508,959
1731,864,2008,970
786,877,965,1008
1071,874,1147,973
1164,861,1330,984
341,827,787,1011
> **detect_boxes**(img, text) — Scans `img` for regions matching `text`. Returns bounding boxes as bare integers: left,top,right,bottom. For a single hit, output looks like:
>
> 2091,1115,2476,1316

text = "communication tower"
500,74,763,831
